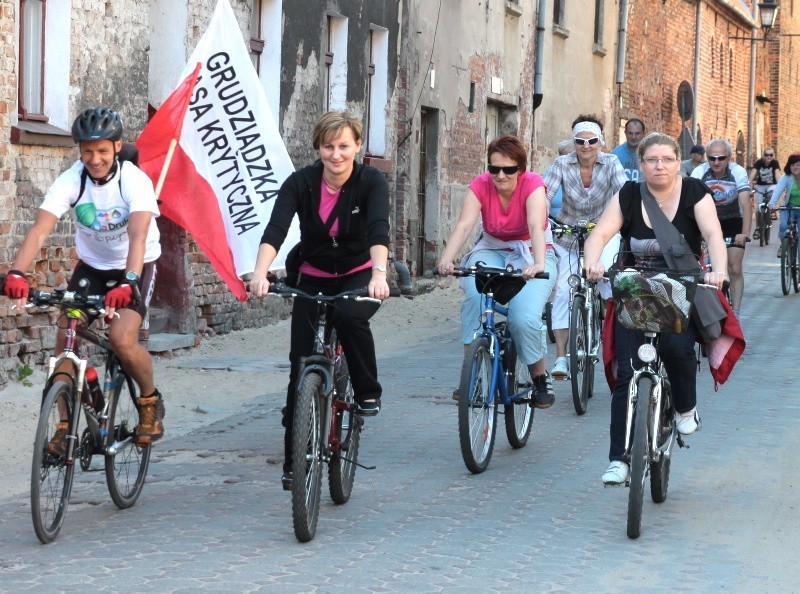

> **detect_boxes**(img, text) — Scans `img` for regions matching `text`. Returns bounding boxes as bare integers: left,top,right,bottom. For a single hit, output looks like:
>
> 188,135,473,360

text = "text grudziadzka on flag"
137,0,299,301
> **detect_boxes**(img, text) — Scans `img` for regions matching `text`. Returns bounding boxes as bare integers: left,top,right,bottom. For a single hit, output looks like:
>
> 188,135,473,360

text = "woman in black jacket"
249,111,391,488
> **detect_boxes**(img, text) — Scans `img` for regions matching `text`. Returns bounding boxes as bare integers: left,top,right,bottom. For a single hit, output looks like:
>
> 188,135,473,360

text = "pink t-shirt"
469,171,547,241
300,182,372,278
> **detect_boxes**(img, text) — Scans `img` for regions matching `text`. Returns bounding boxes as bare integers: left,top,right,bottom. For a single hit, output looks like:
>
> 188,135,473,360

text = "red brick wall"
774,9,800,162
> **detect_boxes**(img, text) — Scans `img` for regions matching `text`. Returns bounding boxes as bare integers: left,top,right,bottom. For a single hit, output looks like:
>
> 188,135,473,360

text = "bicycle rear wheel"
503,341,533,449
781,237,791,295
458,338,498,474
757,210,766,247
105,370,151,509
328,332,360,504
31,380,76,544
292,372,325,542
627,376,653,540
569,294,590,415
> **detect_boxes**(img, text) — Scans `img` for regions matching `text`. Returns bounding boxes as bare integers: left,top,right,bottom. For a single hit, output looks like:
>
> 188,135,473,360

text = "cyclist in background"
691,139,751,317
543,115,627,379
750,148,782,233
3,108,164,449
768,153,800,256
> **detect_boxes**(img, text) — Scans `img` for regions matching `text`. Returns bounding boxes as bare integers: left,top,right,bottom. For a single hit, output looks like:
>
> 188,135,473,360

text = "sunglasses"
573,136,600,146
487,164,520,175
708,155,728,162
765,153,775,157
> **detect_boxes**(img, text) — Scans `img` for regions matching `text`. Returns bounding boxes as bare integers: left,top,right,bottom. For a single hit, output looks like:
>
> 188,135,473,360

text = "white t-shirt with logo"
40,160,161,270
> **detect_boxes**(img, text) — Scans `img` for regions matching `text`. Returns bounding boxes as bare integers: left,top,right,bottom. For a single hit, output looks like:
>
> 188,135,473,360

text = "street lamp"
758,1,779,34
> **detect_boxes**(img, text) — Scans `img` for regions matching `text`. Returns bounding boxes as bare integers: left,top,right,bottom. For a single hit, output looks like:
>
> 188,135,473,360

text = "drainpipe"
692,1,701,140
616,0,629,93
533,0,547,111
747,2,757,165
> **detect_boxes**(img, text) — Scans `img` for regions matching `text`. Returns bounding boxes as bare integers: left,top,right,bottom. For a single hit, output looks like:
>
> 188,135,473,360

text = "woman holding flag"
249,111,391,489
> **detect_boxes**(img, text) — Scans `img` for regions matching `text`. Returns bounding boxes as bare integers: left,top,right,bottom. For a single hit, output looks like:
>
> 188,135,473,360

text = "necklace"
652,178,679,209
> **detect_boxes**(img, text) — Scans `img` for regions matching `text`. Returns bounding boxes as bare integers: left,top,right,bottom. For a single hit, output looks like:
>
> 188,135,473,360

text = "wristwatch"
372,264,387,272
123,271,140,284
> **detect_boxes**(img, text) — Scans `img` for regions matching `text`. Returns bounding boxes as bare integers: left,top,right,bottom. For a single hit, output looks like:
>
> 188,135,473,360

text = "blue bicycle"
449,263,549,473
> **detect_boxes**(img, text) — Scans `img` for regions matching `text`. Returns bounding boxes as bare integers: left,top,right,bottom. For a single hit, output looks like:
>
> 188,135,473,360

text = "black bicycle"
776,205,800,295
752,187,773,246
0,276,150,544
268,282,397,542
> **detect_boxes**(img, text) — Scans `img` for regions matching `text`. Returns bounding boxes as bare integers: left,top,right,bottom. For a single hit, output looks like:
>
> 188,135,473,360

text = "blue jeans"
460,249,557,366
609,321,698,462
779,210,799,241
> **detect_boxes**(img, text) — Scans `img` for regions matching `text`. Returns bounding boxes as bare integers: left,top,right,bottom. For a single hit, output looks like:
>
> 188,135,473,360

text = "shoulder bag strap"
639,182,701,273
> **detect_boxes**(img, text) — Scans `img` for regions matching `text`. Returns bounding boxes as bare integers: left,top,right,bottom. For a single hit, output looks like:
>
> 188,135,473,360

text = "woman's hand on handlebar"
521,262,545,280
368,275,391,300
437,260,455,276
248,273,270,298
704,270,729,291
585,262,606,282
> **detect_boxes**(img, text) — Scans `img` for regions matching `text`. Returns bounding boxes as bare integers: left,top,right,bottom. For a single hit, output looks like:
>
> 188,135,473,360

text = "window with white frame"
17,0,70,131
325,14,348,112
365,26,388,156
250,0,282,125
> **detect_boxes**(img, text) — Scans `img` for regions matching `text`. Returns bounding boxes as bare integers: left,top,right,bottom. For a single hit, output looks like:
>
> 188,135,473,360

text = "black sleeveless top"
618,178,708,263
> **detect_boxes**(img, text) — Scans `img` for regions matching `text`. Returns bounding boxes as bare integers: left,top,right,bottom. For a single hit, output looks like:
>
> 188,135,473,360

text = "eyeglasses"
765,153,775,157
487,164,520,175
707,155,729,162
573,136,600,146
642,157,678,166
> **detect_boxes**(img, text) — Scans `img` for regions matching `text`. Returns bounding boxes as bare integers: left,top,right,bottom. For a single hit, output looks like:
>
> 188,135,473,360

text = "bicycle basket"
610,269,697,333
474,271,526,305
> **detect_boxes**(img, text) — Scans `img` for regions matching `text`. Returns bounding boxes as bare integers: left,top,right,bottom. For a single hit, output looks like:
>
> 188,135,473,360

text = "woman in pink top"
438,135,557,408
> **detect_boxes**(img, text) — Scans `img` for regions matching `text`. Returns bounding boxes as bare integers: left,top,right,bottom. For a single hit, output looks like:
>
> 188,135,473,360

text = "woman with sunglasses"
438,135,557,408
542,114,628,380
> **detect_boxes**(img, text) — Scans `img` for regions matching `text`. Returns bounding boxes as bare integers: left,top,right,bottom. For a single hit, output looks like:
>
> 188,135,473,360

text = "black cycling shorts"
67,261,157,319
719,217,743,241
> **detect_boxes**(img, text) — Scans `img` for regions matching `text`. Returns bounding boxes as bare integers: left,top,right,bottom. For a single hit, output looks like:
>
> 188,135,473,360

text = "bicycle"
446,263,549,474
550,218,602,415
775,205,800,295
752,187,773,246
267,282,397,542
608,268,718,539
0,276,151,544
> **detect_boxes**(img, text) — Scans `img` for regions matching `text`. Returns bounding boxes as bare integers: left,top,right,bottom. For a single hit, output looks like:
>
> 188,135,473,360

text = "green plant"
17,364,34,387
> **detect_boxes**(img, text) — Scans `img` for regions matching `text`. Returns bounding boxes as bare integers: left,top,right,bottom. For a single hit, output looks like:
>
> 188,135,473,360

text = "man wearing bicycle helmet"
3,107,164,450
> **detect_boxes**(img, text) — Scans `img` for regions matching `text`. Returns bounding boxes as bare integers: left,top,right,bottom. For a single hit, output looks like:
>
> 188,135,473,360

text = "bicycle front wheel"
458,338,498,474
328,332,360,504
793,240,800,293
292,372,325,542
781,237,791,295
627,376,653,540
503,341,533,449
105,371,151,509
757,210,766,247
569,294,590,415
31,380,76,544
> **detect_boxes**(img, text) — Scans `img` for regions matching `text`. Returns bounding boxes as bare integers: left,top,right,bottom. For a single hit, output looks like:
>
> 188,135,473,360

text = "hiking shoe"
47,421,69,457
777,247,783,258
281,471,293,491
676,407,701,435
602,461,630,485
550,356,569,379
531,374,555,409
135,391,165,446
452,388,461,401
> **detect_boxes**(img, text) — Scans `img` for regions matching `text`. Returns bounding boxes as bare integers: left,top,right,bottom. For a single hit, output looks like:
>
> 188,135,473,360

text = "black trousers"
609,321,698,462
283,268,381,471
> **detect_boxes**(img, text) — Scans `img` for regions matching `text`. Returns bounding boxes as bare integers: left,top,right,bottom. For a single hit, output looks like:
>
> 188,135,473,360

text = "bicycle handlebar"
268,282,401,304
435,264,550,280
26,287,106,310
600,268,729,292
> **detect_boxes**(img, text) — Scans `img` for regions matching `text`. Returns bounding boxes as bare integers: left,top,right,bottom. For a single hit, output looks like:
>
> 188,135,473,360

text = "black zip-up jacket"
260,160,390,275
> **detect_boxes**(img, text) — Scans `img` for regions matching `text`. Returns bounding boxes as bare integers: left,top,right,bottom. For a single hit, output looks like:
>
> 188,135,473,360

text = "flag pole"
153,62,202,201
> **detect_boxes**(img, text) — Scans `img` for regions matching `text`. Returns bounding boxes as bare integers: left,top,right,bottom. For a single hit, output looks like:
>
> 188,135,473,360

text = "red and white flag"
137,0,298,301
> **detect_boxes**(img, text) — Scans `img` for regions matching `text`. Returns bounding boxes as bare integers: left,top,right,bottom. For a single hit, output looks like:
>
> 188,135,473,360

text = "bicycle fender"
298,354,334,395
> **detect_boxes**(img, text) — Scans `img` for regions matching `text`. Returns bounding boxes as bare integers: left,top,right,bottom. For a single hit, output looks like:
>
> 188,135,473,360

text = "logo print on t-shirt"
75,203,97,227
75,203,128,231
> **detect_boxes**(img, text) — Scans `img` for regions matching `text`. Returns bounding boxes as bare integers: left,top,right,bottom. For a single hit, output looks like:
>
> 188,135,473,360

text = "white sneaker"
551,356,569,379
676,408,701,435
602,461,630,485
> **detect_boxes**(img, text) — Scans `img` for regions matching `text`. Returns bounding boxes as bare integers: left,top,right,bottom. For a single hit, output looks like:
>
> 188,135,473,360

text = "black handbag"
638,183,726,341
